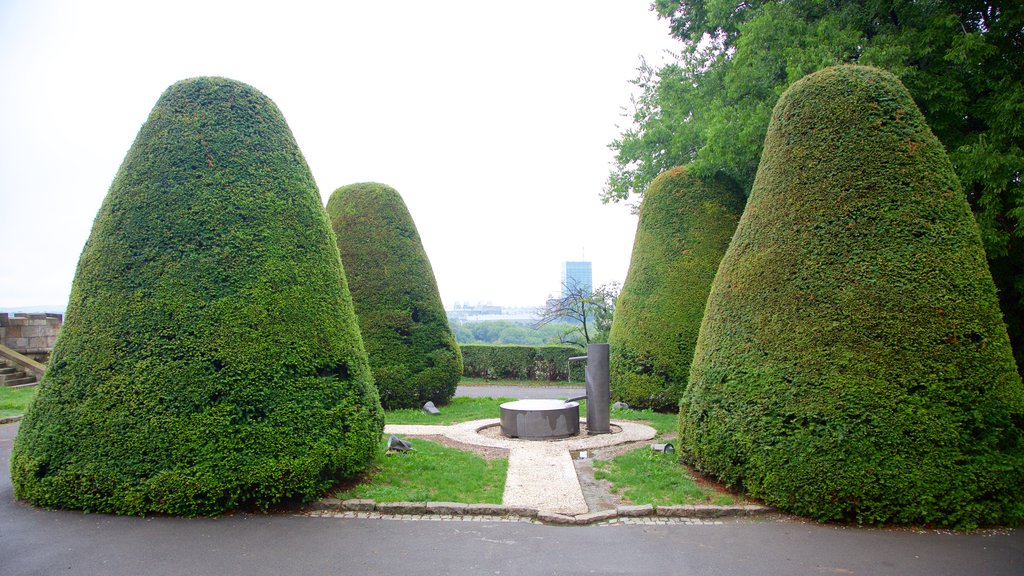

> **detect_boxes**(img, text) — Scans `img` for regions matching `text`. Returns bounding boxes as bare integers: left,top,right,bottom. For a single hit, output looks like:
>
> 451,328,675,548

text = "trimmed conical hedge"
680,66,1024,528
609,167,743,412
10,77,384,516
326,183,462,409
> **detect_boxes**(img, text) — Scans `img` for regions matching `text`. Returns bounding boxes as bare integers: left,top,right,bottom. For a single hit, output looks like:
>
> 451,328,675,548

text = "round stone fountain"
499,399,580,439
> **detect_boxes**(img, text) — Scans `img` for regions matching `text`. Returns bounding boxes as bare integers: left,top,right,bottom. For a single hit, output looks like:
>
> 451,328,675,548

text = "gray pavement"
455,383,584,399
2,415,1023,575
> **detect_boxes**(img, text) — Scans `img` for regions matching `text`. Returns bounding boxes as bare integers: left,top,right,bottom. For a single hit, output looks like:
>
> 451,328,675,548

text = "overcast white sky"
0,1,676,310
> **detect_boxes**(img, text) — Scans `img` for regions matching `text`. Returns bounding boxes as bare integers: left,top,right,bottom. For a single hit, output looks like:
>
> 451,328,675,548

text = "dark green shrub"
460,344,583,381
326,183,462,409
680,66,1024,528
609,167,743,411
10,77,384,516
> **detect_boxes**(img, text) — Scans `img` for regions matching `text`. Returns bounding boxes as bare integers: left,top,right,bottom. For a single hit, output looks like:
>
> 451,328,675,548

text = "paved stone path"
384,418,656,515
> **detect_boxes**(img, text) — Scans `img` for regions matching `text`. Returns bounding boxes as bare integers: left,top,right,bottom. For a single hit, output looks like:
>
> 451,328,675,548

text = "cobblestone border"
308,498,772,526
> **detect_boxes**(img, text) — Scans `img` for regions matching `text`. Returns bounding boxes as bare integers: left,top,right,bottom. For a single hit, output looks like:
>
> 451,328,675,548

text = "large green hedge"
609,167,743,412
10,77,384,516
460,344,583,381
326,183,462,409
680,66,1024,528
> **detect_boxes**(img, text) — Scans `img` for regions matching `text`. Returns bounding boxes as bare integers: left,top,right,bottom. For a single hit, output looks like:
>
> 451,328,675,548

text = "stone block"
537,510,577,525
375,501,427,515
616,504,654,517
575,510,617,524
501,505,538,518
688,504,728,518
426,502,468,515
464,504,508,516
341,499,375,511
655,505,695,517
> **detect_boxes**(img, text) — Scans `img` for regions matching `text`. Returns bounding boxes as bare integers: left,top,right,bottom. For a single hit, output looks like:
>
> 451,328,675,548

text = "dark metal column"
585,343,610,434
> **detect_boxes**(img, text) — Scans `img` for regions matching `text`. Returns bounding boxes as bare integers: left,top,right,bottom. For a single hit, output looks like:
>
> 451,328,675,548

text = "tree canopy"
609,0,1023,373
680,65,1024,528
10,77,383,516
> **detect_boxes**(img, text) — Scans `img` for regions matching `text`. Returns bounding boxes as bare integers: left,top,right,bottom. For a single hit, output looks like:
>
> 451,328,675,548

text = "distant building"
561,261,592,298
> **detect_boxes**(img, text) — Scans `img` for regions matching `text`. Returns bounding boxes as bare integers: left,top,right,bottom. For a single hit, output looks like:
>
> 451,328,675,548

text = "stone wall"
0,313,62,361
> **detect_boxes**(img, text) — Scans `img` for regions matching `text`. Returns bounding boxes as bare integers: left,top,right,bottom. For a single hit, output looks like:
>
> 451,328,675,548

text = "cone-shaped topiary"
10,77,384,516
326,183,462,410
609,167,743,412
680,66,1024,528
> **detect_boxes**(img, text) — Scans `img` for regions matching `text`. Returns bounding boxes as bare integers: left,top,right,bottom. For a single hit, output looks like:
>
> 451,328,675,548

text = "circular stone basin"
499,399,580,439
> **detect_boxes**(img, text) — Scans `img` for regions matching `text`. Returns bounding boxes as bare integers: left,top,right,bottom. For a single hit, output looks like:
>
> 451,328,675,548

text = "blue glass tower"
561,261,592,298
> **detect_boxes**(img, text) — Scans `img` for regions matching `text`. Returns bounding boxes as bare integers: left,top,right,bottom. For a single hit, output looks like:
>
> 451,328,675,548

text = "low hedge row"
459,344,583,381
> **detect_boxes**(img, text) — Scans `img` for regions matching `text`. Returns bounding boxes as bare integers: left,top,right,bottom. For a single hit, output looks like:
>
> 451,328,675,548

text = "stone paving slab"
504,445,587,515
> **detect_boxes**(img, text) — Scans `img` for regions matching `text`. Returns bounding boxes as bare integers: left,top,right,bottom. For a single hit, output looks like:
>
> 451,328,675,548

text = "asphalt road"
2,422,1021,576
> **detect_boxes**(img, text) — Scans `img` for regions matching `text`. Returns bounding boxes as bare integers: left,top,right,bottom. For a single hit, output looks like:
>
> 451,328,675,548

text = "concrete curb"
312,498,772,525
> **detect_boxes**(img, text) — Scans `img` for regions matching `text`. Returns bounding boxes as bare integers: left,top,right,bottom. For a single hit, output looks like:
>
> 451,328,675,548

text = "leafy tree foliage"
11,77,384,516
681,66,1024,528
536,282,620,346
327,183,462,410
609,167,743,412
610,0,1023,373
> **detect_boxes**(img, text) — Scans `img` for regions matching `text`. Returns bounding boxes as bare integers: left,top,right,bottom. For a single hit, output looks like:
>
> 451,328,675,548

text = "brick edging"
311,498,772,525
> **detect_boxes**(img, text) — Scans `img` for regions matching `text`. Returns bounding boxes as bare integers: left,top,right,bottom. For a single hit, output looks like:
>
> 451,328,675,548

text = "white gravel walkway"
384,419,656,515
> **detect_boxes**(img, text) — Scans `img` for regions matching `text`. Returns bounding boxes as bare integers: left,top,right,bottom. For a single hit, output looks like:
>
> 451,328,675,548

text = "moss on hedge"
326,183,462,409
680,66,1024,528
608,167,743,412
10,77,384,516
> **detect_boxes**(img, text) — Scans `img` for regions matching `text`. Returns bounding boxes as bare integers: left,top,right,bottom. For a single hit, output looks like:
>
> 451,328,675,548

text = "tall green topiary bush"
680,66,1024,528
10,77,384,516
609,167,743,412
326,183,462,409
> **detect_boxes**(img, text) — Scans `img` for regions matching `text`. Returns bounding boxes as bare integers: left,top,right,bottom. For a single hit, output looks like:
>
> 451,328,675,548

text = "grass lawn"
593,447,735,506
0,386,37,419
332,437,507,503
386,396,518,425
388,394,678,436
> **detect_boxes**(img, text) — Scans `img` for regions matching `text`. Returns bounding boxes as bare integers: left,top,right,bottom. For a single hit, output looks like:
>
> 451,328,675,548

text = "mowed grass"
593,447,734,506
333,437,507,504
385,396,518,425
0,386,37,419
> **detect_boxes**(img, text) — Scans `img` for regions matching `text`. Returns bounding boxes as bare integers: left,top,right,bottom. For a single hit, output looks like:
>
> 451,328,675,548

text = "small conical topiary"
326,183,462,410
609,167,743,412
680,65,1024,528
10,77,383,516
